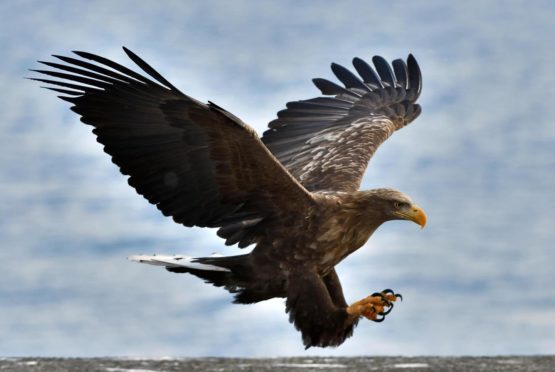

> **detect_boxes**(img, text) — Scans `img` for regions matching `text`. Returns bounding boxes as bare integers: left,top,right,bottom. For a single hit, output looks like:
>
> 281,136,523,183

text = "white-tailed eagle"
32,48,426,348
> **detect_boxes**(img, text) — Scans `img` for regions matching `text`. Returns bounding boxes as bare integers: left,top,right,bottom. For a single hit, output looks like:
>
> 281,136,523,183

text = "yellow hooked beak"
398,205,427,229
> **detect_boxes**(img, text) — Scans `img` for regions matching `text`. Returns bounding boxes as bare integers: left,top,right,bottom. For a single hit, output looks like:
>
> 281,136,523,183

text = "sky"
1,0,554,357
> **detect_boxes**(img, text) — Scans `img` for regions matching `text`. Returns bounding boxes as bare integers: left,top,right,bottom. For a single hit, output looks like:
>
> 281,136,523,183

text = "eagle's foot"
346,289,402,322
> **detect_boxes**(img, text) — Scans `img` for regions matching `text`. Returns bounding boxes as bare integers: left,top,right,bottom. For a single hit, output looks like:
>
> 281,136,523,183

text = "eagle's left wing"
31,48,315,249
262,55,422,192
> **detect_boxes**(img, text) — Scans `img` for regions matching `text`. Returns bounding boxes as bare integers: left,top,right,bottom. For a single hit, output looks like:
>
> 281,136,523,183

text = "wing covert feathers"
263,54,422,192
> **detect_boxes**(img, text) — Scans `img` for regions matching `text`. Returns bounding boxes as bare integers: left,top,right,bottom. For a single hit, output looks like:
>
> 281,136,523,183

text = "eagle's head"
364,188,427,228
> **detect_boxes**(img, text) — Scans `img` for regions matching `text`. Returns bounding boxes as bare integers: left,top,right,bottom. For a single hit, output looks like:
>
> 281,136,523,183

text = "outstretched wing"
262,55,422,192
32,47,314,246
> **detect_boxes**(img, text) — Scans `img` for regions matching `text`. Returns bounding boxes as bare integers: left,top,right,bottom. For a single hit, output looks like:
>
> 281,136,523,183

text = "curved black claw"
382,289,403,302
371,292,386,299
372,315,386,323
379,302,394,316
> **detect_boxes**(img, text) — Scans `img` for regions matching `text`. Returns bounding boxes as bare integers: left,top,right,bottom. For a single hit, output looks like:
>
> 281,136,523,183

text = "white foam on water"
496,359,523,365
272,363,347,369
392,363,429,369
19,361,38,366
106,368,165,372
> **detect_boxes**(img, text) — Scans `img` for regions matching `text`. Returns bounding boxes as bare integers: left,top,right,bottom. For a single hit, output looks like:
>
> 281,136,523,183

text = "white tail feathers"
128,253,231,272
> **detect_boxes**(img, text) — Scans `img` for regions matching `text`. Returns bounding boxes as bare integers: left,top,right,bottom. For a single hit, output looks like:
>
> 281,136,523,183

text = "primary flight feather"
33,47,426,348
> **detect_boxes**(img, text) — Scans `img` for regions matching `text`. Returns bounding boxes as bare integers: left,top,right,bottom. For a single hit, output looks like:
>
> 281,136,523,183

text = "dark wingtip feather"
122,46,181,93
29,69,49,74
372,56,396,87
52,54,70,61
312,78,348,96
392,59,408,89
43,86,82,95
69,50,150,84
407,54,422,99
330,63,369,91
72,50,89,58
27,77,45,82
352,57,383,88
28,77,98,92
58,95,77,103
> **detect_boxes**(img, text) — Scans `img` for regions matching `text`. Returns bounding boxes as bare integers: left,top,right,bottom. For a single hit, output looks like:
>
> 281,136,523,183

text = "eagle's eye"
394,201,407,209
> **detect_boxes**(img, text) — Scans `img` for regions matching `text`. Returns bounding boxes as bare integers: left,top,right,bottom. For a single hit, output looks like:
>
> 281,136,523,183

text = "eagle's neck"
340,190,392,223
336,191,396,249
311,191,393,272
346,215,384,252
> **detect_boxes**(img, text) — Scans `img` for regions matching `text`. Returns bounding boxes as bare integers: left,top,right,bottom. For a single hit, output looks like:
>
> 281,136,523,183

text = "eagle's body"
200,190,388,296
33,48,426,348
251,191,396,278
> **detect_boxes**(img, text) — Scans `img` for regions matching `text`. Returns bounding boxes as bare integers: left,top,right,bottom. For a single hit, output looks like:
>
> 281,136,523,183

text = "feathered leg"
286,270,358,348
322,269,348,308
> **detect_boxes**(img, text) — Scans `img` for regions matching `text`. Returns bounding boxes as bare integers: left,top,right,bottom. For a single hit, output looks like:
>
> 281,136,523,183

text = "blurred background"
1,0,554,357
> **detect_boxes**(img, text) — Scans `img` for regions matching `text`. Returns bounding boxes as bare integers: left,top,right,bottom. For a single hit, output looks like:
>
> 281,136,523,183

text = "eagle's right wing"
262,55,422,192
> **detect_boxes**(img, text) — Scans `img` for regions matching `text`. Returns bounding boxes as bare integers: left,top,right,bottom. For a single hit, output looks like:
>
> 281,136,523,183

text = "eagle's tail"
128,253,252,298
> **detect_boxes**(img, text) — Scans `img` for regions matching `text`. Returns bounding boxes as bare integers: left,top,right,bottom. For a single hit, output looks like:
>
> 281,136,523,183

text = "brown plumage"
32,47,427,348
